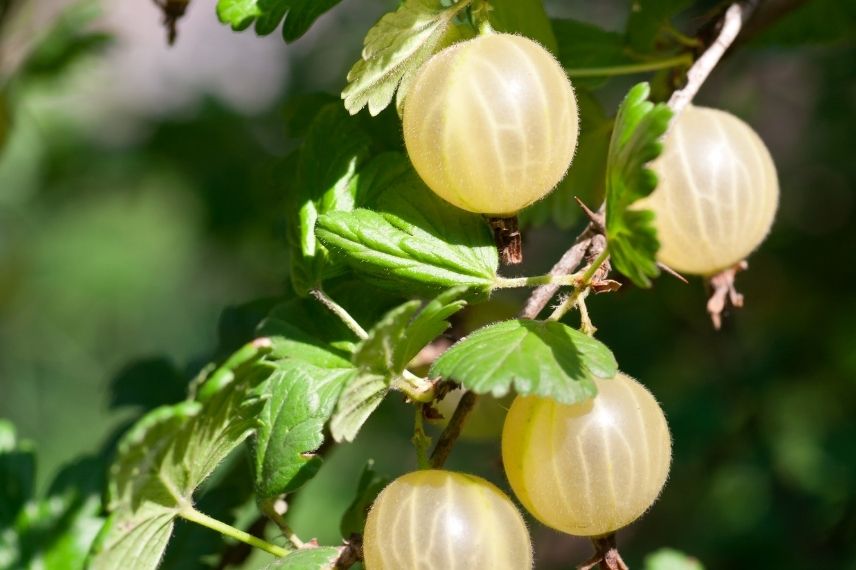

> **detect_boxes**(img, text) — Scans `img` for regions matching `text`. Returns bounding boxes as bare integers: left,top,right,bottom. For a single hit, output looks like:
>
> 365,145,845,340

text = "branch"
521,1,753,319
384,0,762,515
429,391,478,468
667,3,746,116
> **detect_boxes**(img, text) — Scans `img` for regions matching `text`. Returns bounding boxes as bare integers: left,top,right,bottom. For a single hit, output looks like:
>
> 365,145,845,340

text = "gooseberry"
637,105,779,275
363,469,533,569
403,33,579,216
502,373,671,537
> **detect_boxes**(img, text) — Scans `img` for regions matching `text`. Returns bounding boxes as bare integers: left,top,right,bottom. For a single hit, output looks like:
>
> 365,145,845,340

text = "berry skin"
363,469,533,569
502,373,671,537
403,33,579,216
637,105,779,275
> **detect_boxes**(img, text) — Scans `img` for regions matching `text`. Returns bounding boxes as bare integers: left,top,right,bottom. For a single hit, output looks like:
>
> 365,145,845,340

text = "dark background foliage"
0,0,853,568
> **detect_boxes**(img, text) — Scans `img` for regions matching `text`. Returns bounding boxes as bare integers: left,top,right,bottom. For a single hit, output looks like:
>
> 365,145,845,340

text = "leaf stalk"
179,506,289,558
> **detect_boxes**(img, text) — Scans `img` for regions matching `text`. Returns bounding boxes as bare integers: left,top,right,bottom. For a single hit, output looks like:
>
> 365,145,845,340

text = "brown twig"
521,1,755,323
429,390,478,468
667,3,746,116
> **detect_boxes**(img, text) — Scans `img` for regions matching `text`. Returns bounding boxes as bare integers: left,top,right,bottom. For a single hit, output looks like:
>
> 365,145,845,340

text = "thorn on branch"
706,260,748,330
575,197,605,232
657,261,689,283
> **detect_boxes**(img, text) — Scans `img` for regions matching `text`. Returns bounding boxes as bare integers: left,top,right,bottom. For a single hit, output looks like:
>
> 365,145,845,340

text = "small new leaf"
254,361,354,499
393,287,467,372
353,301,422,374
216,0,343,42
605,82,672,287
331,289,466,443
341,0,473,116
431,319,618,404
316,155,498,297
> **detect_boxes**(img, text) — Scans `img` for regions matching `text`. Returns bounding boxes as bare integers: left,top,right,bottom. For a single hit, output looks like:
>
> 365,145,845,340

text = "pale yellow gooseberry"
502,373,671,537
638,105,779,275
403,33,579,216
363,469,533,569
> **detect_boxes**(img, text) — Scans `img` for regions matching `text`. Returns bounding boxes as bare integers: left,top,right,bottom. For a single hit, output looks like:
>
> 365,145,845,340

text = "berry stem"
260,498,305,550
412,405,432,469
488,216,523,265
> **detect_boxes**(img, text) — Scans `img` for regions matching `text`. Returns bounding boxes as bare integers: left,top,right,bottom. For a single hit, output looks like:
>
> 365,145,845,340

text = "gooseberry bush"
0,1,785,569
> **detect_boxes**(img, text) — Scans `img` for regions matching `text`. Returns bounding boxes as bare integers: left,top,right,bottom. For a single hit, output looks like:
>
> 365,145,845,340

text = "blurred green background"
0,0,853,568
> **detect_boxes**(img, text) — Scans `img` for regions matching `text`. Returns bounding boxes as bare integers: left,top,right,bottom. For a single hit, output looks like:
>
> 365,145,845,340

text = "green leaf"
393,287,467,372
260,280,404,366
353,301,422,374
431,319,618,404
625,0,693,52
340,460,389,537
88,342,272,570
488,0,558,54
260,300,358,368
254,360,354,499
645,548,705,570
341,0,474,116
316,154,498,297
268,546,343,569
329,373,388,443
288,105,372,295
216,0,344,42
605,82,672,287
160,450,256,570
